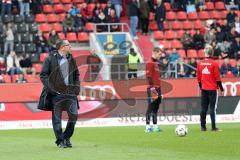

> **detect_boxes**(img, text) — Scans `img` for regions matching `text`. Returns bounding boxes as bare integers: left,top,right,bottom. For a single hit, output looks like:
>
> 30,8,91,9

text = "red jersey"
146,58,161,87
197,58,221,90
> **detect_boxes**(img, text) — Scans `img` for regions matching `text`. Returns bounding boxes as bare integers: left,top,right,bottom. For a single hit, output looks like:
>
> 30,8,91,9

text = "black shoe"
212,128,222,132
57,141,67,148
201,127,207,131
64,139,72,148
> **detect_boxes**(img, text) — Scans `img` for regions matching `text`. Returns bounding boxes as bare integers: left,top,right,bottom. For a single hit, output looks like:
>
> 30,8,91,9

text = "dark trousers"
156,20,164,31
146,87,161,125
200,90,218,129
141,18,149,34
128,69,137,79
51,94,78,145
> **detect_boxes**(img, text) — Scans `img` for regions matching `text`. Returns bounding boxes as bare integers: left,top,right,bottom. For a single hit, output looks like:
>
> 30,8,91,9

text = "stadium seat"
164,3,171,11
166,11,176,21
101,3,107,9
176,30,185,39
39,23,52,32
52,23,63,32
160,40,170,49
178,49,186,58
17,23,28,33
14,43,24,54
177,11,187,21
198,49,205,58
205,2,214,10
149,21,158,31
24,14,35,23
165,30,175,40
171,40,182,49
25,44,36,53
87,3,96,13
153,31,164,40
230,59,236,67
1,74,11,83
163,21,169,30
65,4,73,11
215,1,225,10
209,11,221,19
54,4,66,13
199,11,210,20
187,12,198,20
25,74,37,83
58,32,65,39
78,32,89,42
221,10,228,19
47,14,59,23
2,15,13,23
61,0,71,3
58,13,66,21
0,25,3,34
40,53,48,62
86,22,94,32
77,3,83,9
182,21,192,30
189,30,196,36
14,14,24,23
33,64,42,73
35,14,46,23
52,0,60,3
217,20,225,25
14,34,20,43
149,12,155,21
44,33,49,39
67,32,77,42
187,49,197,58
193,20,203,29
171,21,182,30
21,33,31,43
43,5,53,13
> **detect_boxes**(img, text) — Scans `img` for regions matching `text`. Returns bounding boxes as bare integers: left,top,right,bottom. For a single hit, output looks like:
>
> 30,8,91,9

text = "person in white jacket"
6,51,22,76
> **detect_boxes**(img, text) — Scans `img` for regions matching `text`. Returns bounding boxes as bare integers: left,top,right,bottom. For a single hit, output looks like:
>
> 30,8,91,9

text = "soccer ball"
175,124,188,137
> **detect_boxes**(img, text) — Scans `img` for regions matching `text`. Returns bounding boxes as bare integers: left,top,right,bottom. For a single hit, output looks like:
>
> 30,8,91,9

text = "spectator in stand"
16,73,27,83
220,58,235,77
155,0,166,31
187,58,197,77
3,23,15,56
216,40,232,58
225,0,239,11
104,0,114,16
181,31,193,55
169,48,180,63
47,30,60,51
31,0,43,14
19,0,31,16
234,17,240,34
193,29,205,50
81,2,92,23
177,57,188,78
68,3,80,18
216,25,225,44
34,30,49,54
233,59,240,77
140,0,150,35
171,0,185,11
93,2,102,21
62,13,74,38
19,54,36,77
158,45,170,78
0,57,6,75
111,0,122,18
186,0,196,13
128,0,140,39
231,36,240,59
73,13,85,35
195,0,206,11
107,9,120,32
6,51,22,76
95,10,108,32
1,0,12,16
226,10,237,26
204,28,216,46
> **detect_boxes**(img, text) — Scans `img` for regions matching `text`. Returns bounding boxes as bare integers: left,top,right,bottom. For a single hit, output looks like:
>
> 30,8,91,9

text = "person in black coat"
155,0,166,31
38,39,80,148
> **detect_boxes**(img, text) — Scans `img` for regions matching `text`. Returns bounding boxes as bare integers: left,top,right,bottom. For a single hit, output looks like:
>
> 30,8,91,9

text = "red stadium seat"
149,21,158,31
221,10,228,19
171,40,183,49
165,30,175,40
44,33,49,39
182,21,192,30
52,0,60,3
230,59,236,67
209,11,221,19
67,32,77,42
65,4,73,11
153,31,164,40
53,4,65,13
35,14,46,23
187,49,197,58
199,11,210,20
86,22,94,32
58,32,65,39
52,23,63,32
33,64,42,73
12,75,19,83
39,23,51,32
61,0,71,4
176,30,185,39
215,2,225,10
163,21,169,30
187,12,198,20
177,11,187,21
205,2,214,10
25,75,37,83
58,13,66,21
1,74,11,83
101,3,107,9
149,12,155,21
189,30,196,36
87,3,96,13
198,49,205,58
193,20,203,29
43,5,53,13
160,40,170,49
72,0,84,3
164,3,171,11
166,11,176,21
171,21,182,30
217,20,225,25
77,3,83,10
40,53,48,62
47,14,59,23
78,32,89,42
178,49,186,58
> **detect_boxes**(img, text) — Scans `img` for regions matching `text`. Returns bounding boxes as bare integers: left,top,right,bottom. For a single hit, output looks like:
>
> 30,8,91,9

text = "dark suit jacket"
38,51,80,111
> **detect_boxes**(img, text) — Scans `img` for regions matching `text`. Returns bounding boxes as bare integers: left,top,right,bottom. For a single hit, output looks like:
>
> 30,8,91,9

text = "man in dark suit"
38,39,80,148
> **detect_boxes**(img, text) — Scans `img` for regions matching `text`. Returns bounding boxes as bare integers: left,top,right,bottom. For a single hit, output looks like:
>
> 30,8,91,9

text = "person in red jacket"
197,44,224,132
145,45,163,133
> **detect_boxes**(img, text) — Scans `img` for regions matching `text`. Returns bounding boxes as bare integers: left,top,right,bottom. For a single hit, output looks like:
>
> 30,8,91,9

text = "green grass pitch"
0,123,240,160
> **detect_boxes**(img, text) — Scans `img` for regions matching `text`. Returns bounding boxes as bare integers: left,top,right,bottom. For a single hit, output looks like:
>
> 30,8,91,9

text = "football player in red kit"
197,44,224,132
